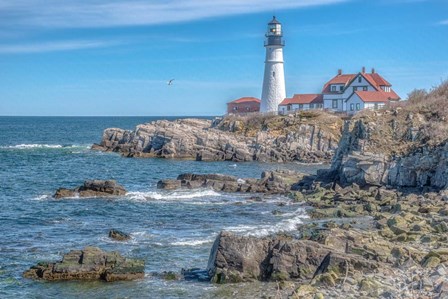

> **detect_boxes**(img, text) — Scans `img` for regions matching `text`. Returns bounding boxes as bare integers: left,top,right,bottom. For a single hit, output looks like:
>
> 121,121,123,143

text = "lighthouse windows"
272,71,276,77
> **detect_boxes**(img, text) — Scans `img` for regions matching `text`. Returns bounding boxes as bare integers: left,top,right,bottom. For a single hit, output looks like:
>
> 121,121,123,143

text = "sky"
0,0,447,116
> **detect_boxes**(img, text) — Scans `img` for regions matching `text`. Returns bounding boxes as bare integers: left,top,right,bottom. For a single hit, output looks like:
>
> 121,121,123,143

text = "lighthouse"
260,16,286,113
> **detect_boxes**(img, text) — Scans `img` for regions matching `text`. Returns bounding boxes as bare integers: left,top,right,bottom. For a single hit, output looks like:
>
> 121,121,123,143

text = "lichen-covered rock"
23,246,144,282
54,180,126,198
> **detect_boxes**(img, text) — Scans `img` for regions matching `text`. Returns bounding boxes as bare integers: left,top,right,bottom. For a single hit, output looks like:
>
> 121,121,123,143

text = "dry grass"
217,110,344,138
353,79,448,156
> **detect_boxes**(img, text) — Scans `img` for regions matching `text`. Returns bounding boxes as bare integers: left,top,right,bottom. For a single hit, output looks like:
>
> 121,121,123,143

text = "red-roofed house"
346,91,400,114
278,94,323,114
322,67,400,112
227,97,261,114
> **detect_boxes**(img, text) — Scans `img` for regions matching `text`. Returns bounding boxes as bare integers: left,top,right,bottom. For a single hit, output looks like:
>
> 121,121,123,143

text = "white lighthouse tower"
260,16,286,113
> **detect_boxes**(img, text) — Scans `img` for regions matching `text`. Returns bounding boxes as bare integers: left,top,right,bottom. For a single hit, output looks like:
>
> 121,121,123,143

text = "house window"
350,103,354,111
287,104,291,111
374,103,379,110
356,103,360,110
299,104,303,109
310,104,314,109
363,86,368,91
246,107,250,111
358,76,362,83
332,99,338,109
233,106,238,111
353,87,358,92
331,85,336,92
340,86,343,91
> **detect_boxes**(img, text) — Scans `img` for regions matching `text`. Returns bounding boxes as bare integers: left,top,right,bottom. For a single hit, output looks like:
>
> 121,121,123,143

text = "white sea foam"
170,238,214,246
224,207,308,237
126,189,221,202
31,194,51,201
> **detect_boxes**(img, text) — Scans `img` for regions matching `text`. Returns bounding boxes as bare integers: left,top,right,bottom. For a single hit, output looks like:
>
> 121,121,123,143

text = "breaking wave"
224,207,308,237
126,189,221,202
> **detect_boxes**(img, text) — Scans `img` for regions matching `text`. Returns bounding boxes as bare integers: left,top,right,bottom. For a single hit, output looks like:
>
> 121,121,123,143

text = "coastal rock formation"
23,246,144,282
323,81,448,189
206,231,378,284
108,229,131,241
157,170,305,194
54,180,126,198
92,112,342,163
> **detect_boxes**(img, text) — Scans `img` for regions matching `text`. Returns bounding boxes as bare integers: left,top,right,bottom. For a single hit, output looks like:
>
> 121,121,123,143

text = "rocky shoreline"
24,82,448,297
92,112,342,163
148,162,448,298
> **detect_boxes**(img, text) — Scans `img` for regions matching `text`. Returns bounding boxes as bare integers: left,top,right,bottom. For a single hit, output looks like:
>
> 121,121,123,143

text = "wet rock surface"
54,180,126,198
93,112,342,163
23,246,144,282
196,169,448,298
108,229,131,241
157,170,305,194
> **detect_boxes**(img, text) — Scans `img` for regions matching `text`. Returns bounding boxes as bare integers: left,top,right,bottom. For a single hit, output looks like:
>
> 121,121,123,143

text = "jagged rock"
157,170,305,194
23,246,144,282
326,103,448,189
93,112,342,163
206,231,378,284
54,180,126,198
108,229,131,241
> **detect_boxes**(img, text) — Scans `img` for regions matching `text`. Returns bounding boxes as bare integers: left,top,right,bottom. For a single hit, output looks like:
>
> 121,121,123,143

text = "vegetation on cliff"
352,80,448,157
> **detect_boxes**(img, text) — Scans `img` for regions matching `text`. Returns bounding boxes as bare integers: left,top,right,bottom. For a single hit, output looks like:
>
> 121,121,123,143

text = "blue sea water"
0,116,325,298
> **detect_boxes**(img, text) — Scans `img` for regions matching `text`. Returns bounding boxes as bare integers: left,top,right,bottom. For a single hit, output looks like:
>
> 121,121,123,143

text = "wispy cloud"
0,0,349,29
0,39,119,54
439,20,448,25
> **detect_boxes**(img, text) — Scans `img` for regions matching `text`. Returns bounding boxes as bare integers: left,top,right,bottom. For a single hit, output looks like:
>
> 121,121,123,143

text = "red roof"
228,97,261,104
365,73,391,87
280,94,323,105
322,74,356,93
322,71,393,93
353,91,400,103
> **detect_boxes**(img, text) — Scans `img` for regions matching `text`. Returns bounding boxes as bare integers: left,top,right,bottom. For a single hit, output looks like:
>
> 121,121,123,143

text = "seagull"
167,79,175,85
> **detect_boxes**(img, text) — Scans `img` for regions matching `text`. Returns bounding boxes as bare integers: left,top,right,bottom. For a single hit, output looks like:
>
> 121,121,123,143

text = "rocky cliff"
325,81,448,189
92,111,342,163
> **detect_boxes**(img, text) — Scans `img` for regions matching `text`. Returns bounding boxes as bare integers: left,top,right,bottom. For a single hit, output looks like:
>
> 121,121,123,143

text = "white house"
278,94,323,114
322,67,400,112
345,91,396,114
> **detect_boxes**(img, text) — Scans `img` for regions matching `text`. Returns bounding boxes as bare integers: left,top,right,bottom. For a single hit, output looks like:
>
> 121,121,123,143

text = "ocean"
0,116,326,298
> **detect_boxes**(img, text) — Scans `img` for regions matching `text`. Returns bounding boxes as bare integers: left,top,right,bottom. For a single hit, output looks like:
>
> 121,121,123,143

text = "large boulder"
23,246,144,282
54,180,126,199
206,231,378,283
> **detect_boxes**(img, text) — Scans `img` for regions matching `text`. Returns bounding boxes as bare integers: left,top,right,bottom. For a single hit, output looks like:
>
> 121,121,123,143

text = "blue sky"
0,0,447,116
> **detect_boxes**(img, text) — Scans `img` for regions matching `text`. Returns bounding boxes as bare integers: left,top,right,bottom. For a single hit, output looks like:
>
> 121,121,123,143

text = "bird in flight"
167,79,175,85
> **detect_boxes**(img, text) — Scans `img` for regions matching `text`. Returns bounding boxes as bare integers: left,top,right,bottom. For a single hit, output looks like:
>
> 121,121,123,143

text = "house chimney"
371,68,375,74
338,69,342,75
362,66,366,73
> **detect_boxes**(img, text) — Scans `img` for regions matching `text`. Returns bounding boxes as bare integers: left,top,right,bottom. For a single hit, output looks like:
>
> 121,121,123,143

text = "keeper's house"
279,67,400,114
323,67,400,114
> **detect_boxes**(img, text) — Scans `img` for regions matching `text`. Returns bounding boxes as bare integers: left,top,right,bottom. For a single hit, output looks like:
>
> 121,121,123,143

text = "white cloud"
0,40,118,53
0,0,349,28
439,20,448,25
